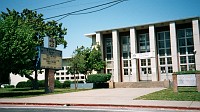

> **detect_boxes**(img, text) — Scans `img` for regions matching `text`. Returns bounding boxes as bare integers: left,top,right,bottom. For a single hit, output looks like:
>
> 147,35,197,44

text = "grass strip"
136,87,200,101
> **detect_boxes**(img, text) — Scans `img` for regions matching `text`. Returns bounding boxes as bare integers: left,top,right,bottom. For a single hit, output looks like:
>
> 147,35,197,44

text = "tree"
0,8,67,88
68,45,105,84
88,45,105,73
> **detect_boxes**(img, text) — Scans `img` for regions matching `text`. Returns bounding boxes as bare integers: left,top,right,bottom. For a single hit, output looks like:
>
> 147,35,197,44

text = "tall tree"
0,9,67,88
68,46,105,81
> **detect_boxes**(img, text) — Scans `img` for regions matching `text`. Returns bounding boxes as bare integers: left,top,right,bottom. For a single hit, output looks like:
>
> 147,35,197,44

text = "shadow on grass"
10,88,31,91
0,91,45,98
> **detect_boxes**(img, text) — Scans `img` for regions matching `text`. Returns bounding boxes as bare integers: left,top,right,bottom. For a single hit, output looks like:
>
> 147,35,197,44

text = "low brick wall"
113,80,170,88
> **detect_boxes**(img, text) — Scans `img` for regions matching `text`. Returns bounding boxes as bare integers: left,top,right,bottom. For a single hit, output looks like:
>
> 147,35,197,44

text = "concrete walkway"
0,88,200,110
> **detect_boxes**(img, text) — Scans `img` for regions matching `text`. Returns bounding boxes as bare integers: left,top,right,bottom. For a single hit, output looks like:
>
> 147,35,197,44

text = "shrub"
4,85,15,88
16,81,31,88
86,74,111,83
54,80,63,88
63,80,72,88
38,80,45,88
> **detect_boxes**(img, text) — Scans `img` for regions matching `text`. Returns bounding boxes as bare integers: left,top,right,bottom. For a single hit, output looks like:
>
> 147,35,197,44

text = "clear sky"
1,0,200,58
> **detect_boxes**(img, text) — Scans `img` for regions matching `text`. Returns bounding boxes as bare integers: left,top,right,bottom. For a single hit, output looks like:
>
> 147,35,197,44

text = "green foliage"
38,80,45,88
54,80,62,88
69,45,105,76
87,74,111,83
16,81,31,88
0,8,67,82
3,85,15,88
63,80,72,88
175,70,200,75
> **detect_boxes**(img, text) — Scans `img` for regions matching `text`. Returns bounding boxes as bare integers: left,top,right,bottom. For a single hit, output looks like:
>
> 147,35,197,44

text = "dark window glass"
148,59,151,66
177,29,185,38
181,65,187,71
166,40,171,48
148,68,151,74
141,59,146,66
168,66,173,73
124,69,128,75
180,47,186,55
180,56,187,63
188,56,195,63
166,49,171,56
160,58,165,65
189,64,195,71
161,67,166,74
187,38,193,46
186,28,193,37
106,47,111,53
158,33,164,40
187,47,194,54
159,41,165,48
179,39,186,46
142,68,147,74
167,57,172,64
123,60,128,67
123,53,128,59
165,32,170,39
107,54,112,60
159,49,165,56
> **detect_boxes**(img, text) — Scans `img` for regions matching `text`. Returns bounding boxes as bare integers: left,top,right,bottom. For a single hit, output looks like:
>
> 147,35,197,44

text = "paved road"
0,106,198,112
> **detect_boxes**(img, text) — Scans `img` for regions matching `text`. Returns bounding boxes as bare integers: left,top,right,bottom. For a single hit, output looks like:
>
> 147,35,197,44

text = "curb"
0,102,200,111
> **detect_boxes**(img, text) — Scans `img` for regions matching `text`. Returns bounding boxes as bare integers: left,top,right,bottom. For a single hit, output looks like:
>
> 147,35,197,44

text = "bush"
38,80,45,88
54,80,63,88
87,74,111,83
16,81,31,88
3,85,15,88
63,80,72,88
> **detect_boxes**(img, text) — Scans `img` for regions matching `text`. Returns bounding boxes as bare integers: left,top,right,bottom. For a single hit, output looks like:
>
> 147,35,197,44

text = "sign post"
38,37,62,93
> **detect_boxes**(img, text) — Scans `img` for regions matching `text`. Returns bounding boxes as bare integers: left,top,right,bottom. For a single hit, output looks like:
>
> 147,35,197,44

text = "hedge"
63,80,72,88
86,74,111,83
16,81,32,88
16,80,66,88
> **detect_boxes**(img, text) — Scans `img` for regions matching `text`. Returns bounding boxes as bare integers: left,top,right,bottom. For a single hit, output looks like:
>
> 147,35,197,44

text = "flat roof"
85,16,199,37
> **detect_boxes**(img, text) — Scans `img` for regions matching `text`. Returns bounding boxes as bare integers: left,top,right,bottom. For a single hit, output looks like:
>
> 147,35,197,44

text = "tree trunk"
24,74,35,89
33,70,39,90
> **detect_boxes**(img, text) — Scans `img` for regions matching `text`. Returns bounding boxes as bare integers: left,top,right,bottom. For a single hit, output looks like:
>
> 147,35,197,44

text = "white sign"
177,74,196,86
132,52,155,59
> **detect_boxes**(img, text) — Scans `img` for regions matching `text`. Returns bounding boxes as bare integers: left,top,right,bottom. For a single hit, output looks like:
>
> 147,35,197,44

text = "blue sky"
1,0,200,58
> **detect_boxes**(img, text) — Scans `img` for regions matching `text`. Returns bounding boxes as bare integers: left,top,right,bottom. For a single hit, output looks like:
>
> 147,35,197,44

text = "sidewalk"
0,88,200,110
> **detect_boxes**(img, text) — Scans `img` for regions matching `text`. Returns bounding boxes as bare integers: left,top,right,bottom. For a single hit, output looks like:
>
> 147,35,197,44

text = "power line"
32,0,76,11
44,0,127,20
56,0,124,21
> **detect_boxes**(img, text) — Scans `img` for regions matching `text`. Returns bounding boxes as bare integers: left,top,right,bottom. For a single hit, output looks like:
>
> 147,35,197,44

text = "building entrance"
139,59,152,81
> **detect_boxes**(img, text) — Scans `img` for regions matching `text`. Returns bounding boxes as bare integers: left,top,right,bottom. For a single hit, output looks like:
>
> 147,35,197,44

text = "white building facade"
85,17,200,82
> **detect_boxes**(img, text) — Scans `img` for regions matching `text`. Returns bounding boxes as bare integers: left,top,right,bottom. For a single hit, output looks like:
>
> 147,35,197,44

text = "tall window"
121,36,132,76
157,31,173,80
138,33,150,53
104,37,114,76
105,38,113,60
177,28,195,71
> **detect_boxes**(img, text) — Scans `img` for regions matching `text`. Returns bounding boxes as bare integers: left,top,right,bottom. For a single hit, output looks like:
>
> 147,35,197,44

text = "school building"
85,17,200,83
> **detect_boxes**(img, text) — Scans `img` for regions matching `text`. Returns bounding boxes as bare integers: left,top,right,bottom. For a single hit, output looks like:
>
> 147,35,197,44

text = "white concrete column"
149,25,158,81
192,19,200,70
170,22,179,72
130,28,138,82
112,30,121,82
96,32,104,59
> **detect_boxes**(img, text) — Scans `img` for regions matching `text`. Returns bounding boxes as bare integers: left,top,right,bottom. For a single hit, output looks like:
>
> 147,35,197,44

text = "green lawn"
0,88,88,98
136,87,200,101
